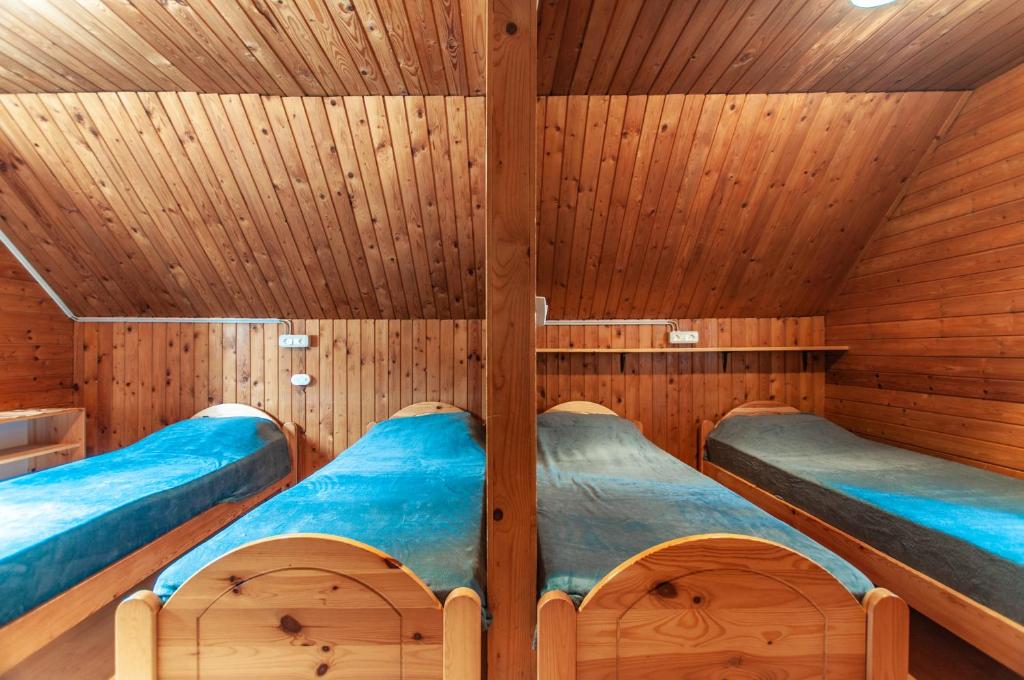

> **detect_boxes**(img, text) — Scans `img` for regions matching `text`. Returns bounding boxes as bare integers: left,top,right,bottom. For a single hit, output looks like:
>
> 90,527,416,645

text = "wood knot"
692,595,703,605
505,21,518,34
654,581,677,598
316,662,330,676
492,508,504,521
412,632,422,640
279,614,303,634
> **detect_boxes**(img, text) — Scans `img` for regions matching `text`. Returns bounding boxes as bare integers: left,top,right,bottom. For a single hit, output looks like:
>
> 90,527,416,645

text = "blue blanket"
538,412,872,603
155,412,487,607
706,413,1024,623
0,416,290,625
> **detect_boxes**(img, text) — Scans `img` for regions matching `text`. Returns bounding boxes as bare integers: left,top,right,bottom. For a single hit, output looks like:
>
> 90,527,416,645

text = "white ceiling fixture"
851,0,897,7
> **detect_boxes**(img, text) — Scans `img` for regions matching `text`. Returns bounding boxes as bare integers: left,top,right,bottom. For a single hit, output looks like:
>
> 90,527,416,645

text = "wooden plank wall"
537,317,826,466
0,246,73,410
827,64,1024,477
74,320,484,479
0,93,484,318
536,92,961,319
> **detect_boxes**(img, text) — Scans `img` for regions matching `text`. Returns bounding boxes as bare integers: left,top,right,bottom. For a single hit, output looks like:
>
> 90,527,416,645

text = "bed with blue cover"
0,416,290,627
154,410,487,606
537,411,872,604
704,412,1024,624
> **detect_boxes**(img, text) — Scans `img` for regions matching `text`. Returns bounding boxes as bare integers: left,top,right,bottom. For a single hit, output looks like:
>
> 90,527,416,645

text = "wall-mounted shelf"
0,408,86,480
536,346,849,354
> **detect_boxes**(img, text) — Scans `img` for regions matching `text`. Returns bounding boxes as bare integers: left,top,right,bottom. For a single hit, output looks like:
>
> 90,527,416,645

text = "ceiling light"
851,0,897,7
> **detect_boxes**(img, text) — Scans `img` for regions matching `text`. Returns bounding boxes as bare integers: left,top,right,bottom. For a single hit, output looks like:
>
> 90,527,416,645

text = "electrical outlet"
278,334,310,349
669,330,699,345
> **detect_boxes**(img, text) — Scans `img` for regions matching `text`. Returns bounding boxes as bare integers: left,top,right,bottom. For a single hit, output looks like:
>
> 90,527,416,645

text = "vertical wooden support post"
114,590,160,680
865,588,910,680
444,587,483,680
537,592,576,680
486,0,537,676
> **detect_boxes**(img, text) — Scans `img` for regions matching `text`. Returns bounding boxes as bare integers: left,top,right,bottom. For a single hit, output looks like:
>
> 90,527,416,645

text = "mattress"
155,411,487,606
705,413,1024,623
0,416,290,626
537,412,872,603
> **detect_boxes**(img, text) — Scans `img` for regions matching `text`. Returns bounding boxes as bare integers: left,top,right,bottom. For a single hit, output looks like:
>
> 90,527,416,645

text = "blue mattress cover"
155,411,487,607
537,412,872,604
0,416,290,625
705,413,1024,623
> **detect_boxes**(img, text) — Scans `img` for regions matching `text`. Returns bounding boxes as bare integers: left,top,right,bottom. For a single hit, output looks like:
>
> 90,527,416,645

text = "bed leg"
865,587,909,680
537,591,576,680
444,587,482,680
115,590,160,680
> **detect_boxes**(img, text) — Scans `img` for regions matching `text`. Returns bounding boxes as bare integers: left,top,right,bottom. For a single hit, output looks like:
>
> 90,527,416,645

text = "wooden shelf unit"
0,408,86,479
536,346,849,354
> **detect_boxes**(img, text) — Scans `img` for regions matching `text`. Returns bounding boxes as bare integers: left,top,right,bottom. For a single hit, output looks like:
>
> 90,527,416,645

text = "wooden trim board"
699,402,1024,674
0,406,299,674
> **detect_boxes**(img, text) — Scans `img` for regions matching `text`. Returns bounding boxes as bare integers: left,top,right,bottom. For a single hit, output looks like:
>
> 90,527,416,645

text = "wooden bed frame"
115,401,482,680
0,403,299,675
538,401,908,679
699,401,1024,675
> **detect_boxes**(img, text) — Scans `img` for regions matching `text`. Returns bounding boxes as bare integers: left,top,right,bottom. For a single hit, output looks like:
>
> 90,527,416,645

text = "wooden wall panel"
0,93,484,319
538,91,962,320
537,317,827,466
539,0,1024,95
827,64,1024,477
74,320,484,479
0,246,73,410
0,0,485,96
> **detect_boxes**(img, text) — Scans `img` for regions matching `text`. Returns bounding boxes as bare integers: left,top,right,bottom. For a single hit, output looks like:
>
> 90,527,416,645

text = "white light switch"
669,330,700,345
278,334,310,348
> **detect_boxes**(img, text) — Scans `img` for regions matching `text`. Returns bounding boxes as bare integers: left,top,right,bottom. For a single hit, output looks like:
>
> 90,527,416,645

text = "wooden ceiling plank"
325,96,397,317
575,94,627,319
443,96,480,317
465,96,486,314
926,29,1024,92
711,0,812,93
131,91,261,316
625,0,699,95
899,143,1024,217
302,96,380,317
259,0,349,96
363,94,428,317
422,95,466,318
323,0,399,96
0,106,115,314
690,0,785,94
359,0,425,95
189,92,311,317
404,95,453,318
343,95,412,316
283,96,366,316
0,56,51,94
402,0,451,95
587,95,648,316
608,0,676,95
550,0,597,95
672,0,759,94
291,0,365,95
458,0,484,95
561,95,610,316
0,25,93,91
230,93,336,317
433,0,471,95
566,0,617,95
585,0,646,95
536,96,564,308
537,0,572,94
155,91,281,315
648,1,727,94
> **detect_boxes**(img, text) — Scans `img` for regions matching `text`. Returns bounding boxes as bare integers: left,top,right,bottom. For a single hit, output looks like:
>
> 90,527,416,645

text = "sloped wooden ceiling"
537,91,963,319
0,0,484,96
0,93,484,318
539,0,1024,95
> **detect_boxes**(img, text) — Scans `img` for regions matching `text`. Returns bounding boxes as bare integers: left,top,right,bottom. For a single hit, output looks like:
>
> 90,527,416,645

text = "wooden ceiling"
537,91,963,319
539,0,1024,95
0,0,484,96
0,93,484,318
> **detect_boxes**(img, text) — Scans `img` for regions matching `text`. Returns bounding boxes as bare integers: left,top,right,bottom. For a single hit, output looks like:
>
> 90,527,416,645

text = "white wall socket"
669,330,700,345
278,334,310,349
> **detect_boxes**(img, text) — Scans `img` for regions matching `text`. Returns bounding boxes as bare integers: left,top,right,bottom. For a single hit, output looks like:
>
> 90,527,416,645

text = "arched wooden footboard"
538,535,907,679
117,534,481,680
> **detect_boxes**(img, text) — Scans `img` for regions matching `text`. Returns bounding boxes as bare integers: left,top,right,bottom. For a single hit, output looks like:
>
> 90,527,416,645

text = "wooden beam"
486,0,537,676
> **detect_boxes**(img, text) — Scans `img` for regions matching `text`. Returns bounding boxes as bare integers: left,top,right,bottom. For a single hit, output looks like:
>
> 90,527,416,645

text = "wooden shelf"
536,346,849,354
0,407,85,479
0,441,81,465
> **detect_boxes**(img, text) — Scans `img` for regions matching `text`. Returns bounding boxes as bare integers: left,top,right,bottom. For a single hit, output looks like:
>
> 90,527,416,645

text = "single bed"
0,403,298,674
700,401,1024,674
536,401,908,679
116,402,485,680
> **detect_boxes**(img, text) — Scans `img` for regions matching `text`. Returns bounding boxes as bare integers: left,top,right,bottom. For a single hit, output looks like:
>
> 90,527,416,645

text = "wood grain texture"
0,0,485,96
827,64,1024,476
537,317,828,467
0,92,484,319
0,245,72,409
537,91,962,319
486,0,537,676
75,320,484,479
539,0,1024,95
